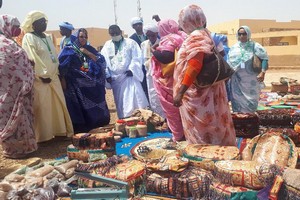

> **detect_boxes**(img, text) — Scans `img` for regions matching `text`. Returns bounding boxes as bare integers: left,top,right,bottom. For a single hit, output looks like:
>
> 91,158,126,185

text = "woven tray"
130,138,174,162
242,131,297,168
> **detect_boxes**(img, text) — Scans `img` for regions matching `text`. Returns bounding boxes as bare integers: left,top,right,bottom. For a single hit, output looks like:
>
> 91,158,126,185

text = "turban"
143,23,158,34
21,10,47,33
131,17,143,27
59,22,74,30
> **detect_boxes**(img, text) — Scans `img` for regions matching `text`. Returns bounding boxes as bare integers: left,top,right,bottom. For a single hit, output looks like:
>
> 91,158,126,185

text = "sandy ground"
0,68,299,179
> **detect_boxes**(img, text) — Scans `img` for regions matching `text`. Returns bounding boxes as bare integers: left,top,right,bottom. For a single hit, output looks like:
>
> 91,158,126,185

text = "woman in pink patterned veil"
151,19,187,142
173,5,236,146
0,15,37,158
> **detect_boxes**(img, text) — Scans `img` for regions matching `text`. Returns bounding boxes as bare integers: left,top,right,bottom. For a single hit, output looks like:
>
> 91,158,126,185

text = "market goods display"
183,144,240,171
232,112,259,138
214,160,277,189
72,132,115,150
130,138,175,162
146,151,189,172
67,144,109,162
146,167,213,199
257,109,295,127
208,182,259,200
242,131,298,168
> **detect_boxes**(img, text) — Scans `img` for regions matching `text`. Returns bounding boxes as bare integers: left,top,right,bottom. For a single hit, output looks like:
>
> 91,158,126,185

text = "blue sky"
1,0,299,35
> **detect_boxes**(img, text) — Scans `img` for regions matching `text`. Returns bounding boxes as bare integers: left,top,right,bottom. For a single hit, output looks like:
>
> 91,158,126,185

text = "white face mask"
111,35,122,42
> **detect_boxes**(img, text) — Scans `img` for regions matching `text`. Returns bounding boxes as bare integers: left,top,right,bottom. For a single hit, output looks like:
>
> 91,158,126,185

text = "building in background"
208,19,300,67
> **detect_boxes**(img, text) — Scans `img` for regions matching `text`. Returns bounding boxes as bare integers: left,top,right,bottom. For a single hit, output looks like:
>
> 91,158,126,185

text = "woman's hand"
173,93,184,107
257,72,265,82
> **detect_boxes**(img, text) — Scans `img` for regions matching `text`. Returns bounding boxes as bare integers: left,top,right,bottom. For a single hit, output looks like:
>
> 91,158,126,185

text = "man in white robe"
101,25,149,119
140,23,165,119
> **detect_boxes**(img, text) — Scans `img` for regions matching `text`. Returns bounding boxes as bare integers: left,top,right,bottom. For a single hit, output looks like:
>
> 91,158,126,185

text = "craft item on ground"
146,167,213,199
290,83,300,95
105,159,146,196
72,132,115,150
232,112,259,138
54,160,78,175
271,82,288,93
26,165,55,178
146,151,189,172
128,126,138,138
88,124,115,133
262,127,299,146
242,131,297,168
292,111,300,125
125,121,136,137
130,138,175,162
0,183,13,199
67,144,109,162
115,119,126,135
209,182,259,200
183,144,240,171
257,109,295,127
278,167,300,200
76,155,129,188
136,121,148,137
215,160,279,189
130,109,166,132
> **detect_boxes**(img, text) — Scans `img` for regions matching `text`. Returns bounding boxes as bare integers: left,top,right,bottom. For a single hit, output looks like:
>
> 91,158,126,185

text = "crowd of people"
0,4,269,158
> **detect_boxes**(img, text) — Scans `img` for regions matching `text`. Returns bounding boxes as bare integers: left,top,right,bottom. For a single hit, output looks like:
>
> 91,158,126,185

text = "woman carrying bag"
173,4,236,146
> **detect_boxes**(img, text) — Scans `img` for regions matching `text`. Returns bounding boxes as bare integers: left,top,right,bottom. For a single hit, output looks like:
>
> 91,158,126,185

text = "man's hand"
125,70,133,77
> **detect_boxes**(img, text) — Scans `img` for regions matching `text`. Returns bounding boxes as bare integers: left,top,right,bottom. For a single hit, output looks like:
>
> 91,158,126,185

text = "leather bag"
194,48,234,88
252,42,262,73
161,49,177,77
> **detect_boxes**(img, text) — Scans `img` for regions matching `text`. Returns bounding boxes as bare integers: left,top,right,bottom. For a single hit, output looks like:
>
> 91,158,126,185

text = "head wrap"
157,19,179,37
131,17,143,27
178,4,207,34
59,22,74,30
237,25,251,41
0,14,20,38
21,10,47,33
143,23,158,34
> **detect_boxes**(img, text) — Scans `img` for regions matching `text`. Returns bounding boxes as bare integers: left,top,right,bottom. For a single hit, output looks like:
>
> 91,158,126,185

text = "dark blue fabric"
116,132,172,156
58,41,110,133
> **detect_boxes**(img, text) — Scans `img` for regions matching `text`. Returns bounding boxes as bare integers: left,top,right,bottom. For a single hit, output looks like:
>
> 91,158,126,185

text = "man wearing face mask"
101,25,149,119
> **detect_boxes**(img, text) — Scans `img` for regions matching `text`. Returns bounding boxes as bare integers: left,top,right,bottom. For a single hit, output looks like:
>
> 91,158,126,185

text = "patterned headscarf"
21,10,47,33
237,25,251,41
157,19,179,37
177,4,213,60
178,4,207,35
0,14,20,38
156,19,186,52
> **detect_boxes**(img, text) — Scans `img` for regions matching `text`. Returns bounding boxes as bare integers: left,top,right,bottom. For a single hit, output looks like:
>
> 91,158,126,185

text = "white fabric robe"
141,39,165,118
101,38,149,118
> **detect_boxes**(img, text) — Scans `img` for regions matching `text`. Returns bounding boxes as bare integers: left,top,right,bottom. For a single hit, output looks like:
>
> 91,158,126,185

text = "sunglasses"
79,36,88,39
238,32,247,36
